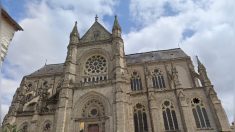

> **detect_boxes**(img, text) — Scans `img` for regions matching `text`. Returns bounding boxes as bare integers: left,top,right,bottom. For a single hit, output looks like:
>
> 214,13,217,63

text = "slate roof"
27,48,188,77
126,48,189,64
28,63,64,77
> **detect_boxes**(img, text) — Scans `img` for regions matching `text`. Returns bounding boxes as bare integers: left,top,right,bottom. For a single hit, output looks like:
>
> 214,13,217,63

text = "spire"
112,15,122,38
69,21,80,44
196,56,211,86
112,15,121,31
196,56,205,70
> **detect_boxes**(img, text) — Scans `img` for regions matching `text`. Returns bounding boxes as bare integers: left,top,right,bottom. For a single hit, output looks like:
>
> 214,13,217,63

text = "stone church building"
2,16,232,132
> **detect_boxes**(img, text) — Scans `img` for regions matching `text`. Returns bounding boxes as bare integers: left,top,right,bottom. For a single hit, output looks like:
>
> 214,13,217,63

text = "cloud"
1,0,117,122
0,77,20,122
126,0,235,123
1,0,234,125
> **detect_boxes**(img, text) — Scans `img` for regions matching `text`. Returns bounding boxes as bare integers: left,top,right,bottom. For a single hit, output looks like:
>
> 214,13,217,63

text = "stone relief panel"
80,22,111,43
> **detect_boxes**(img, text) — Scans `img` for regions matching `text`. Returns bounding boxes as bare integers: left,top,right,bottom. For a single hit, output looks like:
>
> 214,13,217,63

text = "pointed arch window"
152,69,166,89
162,101,179,131
131,72,143,91
133,103,148,132
191,98,211,128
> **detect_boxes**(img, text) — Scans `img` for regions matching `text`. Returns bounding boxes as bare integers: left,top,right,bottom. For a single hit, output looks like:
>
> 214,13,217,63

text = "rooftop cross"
95,15,98,21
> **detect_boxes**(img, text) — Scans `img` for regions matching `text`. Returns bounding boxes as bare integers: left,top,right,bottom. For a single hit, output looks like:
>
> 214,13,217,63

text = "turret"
112,15,122,38
111,15,126,78
66,21,80,63
69,21,80,44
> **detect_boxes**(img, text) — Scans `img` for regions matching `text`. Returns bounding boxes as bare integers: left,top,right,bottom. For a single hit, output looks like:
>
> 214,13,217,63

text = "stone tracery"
85,55,107,75
82,99,105,118
83,55,108,83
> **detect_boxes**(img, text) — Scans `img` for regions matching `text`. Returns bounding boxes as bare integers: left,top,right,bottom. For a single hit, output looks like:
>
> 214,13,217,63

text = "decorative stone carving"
172,67,181,88
177,90,188,106
167,67,181,88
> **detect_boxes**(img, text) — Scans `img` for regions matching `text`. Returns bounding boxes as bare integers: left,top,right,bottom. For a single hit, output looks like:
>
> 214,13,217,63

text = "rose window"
85,55,107,75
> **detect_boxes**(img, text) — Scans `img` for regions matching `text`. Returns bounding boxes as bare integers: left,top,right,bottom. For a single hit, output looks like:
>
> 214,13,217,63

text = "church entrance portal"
88,124,99,132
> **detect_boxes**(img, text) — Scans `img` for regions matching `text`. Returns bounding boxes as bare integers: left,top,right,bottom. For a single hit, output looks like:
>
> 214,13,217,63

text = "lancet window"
133,103,148,132
131,71,142,91
152,69,166,89
191,98,211,128
162,101,179,131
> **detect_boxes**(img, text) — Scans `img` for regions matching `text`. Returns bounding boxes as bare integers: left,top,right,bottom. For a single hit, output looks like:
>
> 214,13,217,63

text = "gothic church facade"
2,16,232,132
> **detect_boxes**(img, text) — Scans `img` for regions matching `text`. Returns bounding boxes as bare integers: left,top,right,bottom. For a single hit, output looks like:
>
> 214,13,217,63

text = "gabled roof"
28,63,64,77
26,48,189,77
80,21,111,43
1,8,23,31
126,48,189,64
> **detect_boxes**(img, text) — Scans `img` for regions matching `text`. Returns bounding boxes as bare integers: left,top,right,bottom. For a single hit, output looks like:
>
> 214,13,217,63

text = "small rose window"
85,55,107,75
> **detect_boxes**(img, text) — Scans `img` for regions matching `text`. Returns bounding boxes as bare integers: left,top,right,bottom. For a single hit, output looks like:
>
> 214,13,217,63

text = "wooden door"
88,124,99,132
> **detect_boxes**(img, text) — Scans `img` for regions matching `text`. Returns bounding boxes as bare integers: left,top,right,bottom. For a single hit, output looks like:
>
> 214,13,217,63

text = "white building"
0,7,23,64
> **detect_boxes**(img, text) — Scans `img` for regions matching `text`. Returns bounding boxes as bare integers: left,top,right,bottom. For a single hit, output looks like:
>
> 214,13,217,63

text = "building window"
83,55,108,83
133,103,148,132
162,101,179,131
85,55,107,75
191,98,211,129
131,72,142,91
43,121,52,132
152,69,166,89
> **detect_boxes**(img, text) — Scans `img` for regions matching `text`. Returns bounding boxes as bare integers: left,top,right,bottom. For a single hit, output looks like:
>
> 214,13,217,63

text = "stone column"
128,102,135,132
149,95,161,132
30,114,39,132
206,86,231,131
115,83,128,132
55,87,73,132
177,90,195,132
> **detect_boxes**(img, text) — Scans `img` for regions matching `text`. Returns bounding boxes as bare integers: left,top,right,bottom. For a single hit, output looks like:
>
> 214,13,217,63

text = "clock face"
85,55,107,75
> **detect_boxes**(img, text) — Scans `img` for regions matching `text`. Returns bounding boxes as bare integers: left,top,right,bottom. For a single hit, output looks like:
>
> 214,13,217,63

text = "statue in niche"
167,67,181,88
93,30,100,40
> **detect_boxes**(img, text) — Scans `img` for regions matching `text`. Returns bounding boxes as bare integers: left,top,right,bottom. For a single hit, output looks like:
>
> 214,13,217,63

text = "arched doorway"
80,99,105,132
73,92,111,132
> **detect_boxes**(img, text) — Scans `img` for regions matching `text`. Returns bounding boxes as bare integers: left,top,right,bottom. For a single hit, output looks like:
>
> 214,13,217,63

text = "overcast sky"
1,0,234,124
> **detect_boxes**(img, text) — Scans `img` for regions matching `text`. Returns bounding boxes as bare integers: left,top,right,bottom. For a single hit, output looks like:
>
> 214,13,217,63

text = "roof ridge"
44,63,64,66
125,48,182,56
1,8,23,31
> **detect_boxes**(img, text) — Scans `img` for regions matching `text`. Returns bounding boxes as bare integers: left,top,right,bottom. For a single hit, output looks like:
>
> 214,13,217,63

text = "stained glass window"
162,101,179,131
191,98,211,128
133,103,148,132
152,69,166,89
